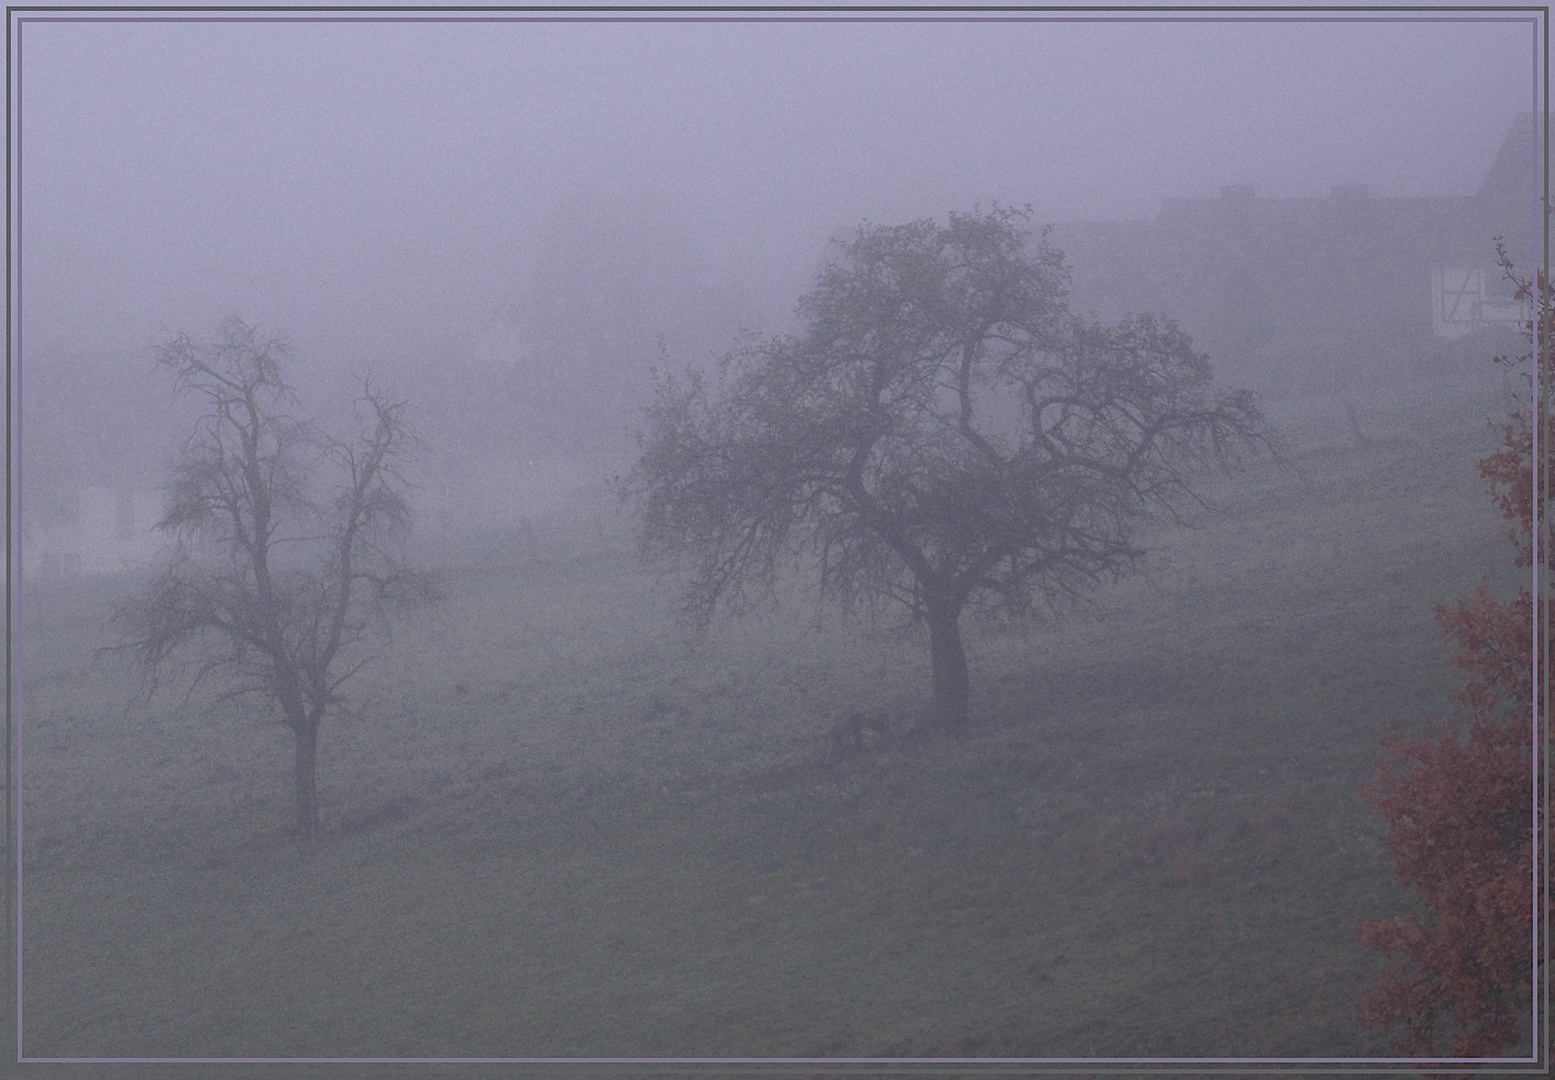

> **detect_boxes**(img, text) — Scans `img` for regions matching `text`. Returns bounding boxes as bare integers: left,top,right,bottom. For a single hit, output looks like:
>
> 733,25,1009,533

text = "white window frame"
1432,265,1528,338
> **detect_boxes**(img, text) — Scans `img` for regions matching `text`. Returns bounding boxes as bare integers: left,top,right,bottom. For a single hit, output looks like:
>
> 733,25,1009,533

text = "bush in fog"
625,206,1275,731
1356,244,1542,1057
109,318,439,839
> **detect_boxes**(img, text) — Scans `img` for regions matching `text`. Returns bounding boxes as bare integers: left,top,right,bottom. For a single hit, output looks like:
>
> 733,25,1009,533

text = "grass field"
16,383,1532,1064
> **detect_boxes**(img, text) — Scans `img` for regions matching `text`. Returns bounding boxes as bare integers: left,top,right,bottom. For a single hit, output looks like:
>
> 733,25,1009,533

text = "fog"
17,13,1541,526
15,14,1548,1057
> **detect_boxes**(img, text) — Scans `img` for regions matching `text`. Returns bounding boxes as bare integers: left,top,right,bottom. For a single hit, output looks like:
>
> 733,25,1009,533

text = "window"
1433,266,1528,339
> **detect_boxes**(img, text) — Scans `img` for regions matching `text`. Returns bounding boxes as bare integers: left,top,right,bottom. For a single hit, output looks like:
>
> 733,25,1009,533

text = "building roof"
1478,111,1542,203
1045,113,1542,396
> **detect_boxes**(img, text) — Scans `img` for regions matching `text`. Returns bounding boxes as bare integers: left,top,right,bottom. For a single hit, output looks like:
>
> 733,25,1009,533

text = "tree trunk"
293,720,320,839
926,602,970,732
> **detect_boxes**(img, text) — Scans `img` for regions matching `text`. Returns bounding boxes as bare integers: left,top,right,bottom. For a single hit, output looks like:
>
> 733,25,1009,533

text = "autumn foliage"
1355,245,1545,1058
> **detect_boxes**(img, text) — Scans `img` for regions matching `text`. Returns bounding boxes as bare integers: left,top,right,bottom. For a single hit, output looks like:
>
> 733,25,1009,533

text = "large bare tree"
626,207,1277,732
111,318,437,838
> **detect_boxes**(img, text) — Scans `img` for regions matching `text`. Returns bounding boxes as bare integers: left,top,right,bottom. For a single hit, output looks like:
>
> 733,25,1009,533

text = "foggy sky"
16,13,1539,374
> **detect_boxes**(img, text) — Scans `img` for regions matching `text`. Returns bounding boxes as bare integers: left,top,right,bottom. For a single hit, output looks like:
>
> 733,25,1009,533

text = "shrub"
1355,245,1544,1058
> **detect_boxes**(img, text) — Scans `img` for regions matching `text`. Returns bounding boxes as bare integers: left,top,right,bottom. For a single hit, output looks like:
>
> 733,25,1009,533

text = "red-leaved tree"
1355,242,1546,1058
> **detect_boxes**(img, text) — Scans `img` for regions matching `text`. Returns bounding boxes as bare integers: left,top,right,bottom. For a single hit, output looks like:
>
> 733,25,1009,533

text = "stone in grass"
826,711,894,762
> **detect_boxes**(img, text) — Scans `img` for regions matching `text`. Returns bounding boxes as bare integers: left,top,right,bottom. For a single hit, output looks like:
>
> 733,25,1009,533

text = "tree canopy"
627,206,1276,730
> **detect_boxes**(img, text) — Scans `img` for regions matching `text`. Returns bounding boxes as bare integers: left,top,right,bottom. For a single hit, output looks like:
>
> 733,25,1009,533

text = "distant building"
1051,113,1543,398
17,344,184,581
21,485,166,581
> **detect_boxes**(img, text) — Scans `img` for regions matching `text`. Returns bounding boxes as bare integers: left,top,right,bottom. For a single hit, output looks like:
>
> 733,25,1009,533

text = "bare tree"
625,207,1277,732
110,318,438,838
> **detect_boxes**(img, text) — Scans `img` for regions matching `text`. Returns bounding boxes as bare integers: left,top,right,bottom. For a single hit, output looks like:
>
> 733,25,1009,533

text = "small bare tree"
110,318,438,839
626,207,1277,732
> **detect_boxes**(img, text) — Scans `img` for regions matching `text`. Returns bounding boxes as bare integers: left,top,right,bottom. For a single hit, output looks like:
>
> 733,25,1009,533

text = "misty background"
15,13,1541,569
13,13,1549,1057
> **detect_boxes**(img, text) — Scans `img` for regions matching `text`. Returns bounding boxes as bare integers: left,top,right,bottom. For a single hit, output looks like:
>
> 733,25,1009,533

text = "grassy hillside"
17,385,1529,1061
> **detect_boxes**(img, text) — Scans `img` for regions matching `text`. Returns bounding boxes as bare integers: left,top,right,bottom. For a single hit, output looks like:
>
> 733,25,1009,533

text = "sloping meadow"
19,385,1526,1059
